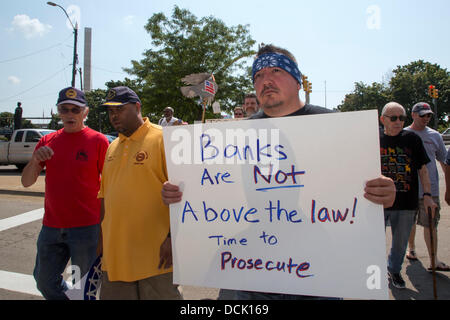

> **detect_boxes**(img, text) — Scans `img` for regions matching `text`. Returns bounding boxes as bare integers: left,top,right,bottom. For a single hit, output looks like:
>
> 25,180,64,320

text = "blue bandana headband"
252,52,302,85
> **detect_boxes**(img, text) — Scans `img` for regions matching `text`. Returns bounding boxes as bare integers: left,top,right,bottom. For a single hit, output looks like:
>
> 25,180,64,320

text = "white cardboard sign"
163,110,388,300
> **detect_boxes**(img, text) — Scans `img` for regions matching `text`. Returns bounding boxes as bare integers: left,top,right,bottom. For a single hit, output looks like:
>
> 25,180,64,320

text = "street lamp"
47,2,78,88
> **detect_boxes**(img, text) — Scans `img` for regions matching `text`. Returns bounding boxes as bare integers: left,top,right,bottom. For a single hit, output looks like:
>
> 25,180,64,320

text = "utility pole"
79,68,83,91
433,98,438,129
47,2,78,88
72,23,78,88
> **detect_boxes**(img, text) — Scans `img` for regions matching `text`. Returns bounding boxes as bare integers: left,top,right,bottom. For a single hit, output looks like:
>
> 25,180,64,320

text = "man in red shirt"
21,87,109,300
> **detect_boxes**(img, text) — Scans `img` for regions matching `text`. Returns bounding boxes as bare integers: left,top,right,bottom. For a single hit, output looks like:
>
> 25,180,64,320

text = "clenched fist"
32,146,54,163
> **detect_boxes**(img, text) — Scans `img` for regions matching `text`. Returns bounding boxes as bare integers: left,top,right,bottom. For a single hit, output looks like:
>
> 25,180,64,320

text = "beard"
259,85,284,110
261,100,283,110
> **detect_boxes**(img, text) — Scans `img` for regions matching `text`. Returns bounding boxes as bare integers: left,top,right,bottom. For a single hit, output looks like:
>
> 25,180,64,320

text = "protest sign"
163,110,388,299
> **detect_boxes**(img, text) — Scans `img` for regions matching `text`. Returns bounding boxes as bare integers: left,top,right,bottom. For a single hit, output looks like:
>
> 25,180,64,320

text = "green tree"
389,60,449,125
0,112,14,127
21,119,35,129
337,82,390,114
125,6,256,123
85,89,110,133
85,79,142,133
48,113,62,130
0,112,34,129
338,60,449,128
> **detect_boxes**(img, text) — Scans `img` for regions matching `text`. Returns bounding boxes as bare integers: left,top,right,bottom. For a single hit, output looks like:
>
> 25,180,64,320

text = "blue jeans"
384,210,415,274
33,224,100,300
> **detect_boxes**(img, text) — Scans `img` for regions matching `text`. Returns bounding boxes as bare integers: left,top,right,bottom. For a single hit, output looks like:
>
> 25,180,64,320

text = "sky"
1,0,449,122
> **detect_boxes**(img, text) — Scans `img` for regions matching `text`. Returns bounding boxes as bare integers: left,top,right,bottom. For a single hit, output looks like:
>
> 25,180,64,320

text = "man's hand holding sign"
161,44,395,300
162,110,392,300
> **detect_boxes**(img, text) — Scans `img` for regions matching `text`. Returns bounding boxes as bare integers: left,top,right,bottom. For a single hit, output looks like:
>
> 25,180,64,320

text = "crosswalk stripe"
0,270,42,297
0,208,44,232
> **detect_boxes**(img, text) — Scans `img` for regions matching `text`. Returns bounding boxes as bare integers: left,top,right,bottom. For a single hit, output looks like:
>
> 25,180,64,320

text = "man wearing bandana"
250,44,331,119
162,44,396,300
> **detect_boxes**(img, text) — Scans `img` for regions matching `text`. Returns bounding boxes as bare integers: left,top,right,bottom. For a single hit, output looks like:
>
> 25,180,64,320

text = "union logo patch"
135,151,148,164
66,89,77,99
106,89,116,100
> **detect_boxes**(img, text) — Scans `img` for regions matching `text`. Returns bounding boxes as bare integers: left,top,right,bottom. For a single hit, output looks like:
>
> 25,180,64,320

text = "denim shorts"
416,197,440,228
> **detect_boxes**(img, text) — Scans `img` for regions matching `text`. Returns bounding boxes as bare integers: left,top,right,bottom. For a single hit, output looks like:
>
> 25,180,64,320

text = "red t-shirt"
36,127,109,228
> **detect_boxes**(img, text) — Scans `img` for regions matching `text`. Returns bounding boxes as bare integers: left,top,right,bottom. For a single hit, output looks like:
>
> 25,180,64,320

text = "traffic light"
304,81,312,93
433,88,439,99
428,85,435,98
302,75,308,91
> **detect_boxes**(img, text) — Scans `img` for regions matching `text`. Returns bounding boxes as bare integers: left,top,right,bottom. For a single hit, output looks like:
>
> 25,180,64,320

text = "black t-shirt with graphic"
380,130,430,210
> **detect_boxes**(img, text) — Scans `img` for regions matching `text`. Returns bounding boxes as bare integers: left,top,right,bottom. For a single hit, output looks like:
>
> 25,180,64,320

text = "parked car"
104,134,117,144
0,129,55,170
442,128,450,144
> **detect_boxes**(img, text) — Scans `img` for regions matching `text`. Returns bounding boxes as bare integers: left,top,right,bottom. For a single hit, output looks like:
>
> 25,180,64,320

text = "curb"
0,189,45,197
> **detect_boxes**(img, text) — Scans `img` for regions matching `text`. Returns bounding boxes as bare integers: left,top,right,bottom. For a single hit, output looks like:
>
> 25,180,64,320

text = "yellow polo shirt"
98,118,171,282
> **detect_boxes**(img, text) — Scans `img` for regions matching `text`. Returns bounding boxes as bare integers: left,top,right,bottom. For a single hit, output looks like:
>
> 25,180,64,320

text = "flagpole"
201,99,207,123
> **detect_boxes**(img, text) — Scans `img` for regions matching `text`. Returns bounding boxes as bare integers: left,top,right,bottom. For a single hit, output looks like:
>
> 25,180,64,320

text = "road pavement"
0,165,449,300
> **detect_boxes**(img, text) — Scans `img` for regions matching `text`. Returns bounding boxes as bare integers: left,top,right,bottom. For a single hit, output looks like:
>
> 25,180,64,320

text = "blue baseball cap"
412,102,433,116
57,87,87,107
101,86,141,107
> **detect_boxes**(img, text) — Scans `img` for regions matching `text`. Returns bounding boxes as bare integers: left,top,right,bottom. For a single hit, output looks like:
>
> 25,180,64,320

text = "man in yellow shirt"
98,86,181,300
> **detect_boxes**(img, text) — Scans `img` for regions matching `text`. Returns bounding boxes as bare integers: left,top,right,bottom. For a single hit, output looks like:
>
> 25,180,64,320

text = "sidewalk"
0,166,45,197
386,163,450,300
1,165,449,300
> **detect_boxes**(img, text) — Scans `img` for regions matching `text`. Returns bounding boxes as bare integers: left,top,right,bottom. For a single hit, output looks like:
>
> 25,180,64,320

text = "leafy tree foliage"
338,60,449,128
0,112,14,127
47,113,62,130
85,89,110,133
390,61,449,123
337,82,390,112
125,6,256,123
0,111,34,129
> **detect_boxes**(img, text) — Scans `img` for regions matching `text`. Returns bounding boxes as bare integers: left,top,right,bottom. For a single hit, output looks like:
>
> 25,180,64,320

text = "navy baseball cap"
57,87,87,107
412,102,433,116
101,86,141,107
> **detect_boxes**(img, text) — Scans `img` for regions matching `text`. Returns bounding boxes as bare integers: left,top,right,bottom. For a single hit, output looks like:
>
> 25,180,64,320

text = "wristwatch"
423,192,432,198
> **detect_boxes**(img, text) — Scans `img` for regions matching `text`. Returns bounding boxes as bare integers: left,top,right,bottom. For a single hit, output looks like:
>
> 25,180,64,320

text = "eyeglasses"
384,115,407,122
420,114,432,118
58,106,84,114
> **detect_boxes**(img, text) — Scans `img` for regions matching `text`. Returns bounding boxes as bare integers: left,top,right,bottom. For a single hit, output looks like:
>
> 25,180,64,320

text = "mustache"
261,85,279,96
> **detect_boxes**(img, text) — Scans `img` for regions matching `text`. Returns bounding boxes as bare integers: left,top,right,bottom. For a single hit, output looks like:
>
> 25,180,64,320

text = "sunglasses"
384,115,407,122
420,114,432,118
58,106,84,114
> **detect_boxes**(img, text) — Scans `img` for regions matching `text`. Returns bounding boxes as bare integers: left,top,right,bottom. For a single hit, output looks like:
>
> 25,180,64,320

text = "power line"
91,65,128,75
0,35,73,64
0,44,60,64
0,65,71,103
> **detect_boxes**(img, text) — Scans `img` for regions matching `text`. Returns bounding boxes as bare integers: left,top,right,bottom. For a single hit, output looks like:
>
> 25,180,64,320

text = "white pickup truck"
0,129,55,170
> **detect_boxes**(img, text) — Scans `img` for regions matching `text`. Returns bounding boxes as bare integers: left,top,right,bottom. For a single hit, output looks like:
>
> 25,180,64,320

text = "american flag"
204,80,215,95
